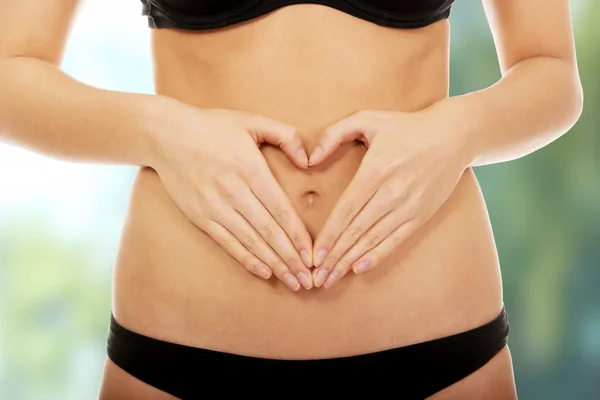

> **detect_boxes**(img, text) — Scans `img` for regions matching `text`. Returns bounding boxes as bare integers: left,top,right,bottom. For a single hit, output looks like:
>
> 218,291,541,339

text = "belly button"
303,190,318,208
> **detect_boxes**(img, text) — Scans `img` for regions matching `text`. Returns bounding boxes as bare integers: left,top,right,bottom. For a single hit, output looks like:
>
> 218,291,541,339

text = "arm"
434,0,584,167
0,0,314,291
0,0,164,166
305,0,584,288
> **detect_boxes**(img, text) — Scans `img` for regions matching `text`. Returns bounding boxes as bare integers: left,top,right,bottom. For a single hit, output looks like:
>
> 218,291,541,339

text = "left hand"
309,105,473,288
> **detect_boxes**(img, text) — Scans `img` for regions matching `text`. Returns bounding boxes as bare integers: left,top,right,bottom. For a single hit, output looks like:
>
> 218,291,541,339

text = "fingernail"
313,249,327,267
313,268,329,288
353,259,371,274
308,146,323,166
283,272,301,291
296,148,309,168
253,264,271,279
323,271,341,288
297,272,313,290
301,250,312,268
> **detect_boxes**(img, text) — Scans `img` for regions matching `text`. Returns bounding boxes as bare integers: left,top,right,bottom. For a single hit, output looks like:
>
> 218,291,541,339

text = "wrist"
136,93,184,171
428,96,480,170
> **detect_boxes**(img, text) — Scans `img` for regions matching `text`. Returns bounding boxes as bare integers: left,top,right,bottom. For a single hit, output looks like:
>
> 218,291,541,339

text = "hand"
308,106,472,288
152,102,314,291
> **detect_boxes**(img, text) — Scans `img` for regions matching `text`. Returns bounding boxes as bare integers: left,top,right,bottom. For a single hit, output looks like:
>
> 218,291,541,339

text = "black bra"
140,0,456,30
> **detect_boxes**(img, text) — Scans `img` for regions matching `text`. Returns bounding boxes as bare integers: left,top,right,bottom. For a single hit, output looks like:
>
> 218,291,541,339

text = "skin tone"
0,0,579,398
152,107,315,290
308,106,472,288
0,1,583,295
308,0,583,288
0,0,313,291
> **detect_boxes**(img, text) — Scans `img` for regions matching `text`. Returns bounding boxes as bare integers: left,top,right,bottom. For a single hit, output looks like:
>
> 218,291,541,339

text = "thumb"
309,111,372,166
248,113,308,169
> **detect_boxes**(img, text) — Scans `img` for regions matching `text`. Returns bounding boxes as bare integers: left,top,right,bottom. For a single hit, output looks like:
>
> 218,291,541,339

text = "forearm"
0,56,168,167
435,56,584,168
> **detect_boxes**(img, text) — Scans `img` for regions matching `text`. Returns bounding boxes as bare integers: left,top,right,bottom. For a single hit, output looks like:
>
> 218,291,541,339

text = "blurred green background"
0,0,598,399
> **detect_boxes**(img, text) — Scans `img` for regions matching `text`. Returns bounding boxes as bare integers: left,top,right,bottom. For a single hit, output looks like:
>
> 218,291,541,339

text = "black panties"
107,307,509,399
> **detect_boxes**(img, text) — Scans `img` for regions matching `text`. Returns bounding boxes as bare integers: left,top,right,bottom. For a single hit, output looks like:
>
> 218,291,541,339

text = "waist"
112,141,503,358
113,5,503,359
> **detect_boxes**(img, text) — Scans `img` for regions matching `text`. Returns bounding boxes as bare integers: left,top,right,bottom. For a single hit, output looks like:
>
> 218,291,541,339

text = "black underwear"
140,0,456,31
107,306,509,399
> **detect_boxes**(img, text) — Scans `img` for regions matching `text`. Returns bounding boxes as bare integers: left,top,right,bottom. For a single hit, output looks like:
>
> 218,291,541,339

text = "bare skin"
102,5,509,398
1,0,582,399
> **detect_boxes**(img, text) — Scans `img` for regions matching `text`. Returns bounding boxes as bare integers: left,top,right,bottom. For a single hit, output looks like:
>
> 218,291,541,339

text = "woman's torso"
112,4,503,359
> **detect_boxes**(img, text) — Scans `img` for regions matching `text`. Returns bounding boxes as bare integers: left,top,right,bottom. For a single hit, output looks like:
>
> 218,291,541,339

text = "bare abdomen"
111,7,503,359
112,137,502,359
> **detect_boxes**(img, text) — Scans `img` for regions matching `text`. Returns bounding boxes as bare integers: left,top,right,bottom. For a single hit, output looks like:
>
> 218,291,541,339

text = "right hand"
151,103,314,291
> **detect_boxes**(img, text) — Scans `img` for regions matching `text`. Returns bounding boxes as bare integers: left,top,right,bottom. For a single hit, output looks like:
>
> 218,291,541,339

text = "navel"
303,190,318,208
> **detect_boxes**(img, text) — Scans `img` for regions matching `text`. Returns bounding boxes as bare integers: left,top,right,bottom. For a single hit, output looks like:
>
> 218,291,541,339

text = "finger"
309,110,375,166
234,185,313,290
312,161,379,268
215,205,304,292
248,113,308,169
203,220,273,280
312,191,392,287
320,206,409,288
352,218,419,275
245,165,314,265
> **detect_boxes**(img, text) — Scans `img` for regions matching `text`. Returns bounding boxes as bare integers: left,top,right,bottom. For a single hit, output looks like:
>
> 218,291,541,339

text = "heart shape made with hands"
263,106,468,289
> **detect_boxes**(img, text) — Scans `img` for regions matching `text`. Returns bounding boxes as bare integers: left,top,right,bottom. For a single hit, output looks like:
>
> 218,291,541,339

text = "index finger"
312,164,379,266
247,167,313,267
